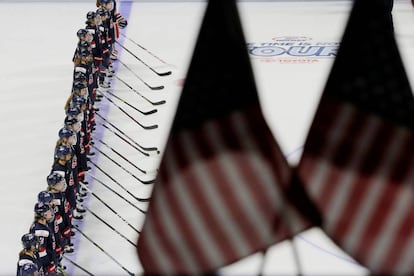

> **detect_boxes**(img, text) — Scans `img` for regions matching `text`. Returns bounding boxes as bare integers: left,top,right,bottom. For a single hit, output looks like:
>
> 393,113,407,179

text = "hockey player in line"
85,11,110,89
96,8,114,86
98,0,128,60
29,202,57,275
49,149,77,253
17,233,40,275
18,263,39,276
57,126,86,221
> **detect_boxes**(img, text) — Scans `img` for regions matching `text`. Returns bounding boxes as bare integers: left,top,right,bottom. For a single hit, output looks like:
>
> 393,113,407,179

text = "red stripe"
172,134,226,270
195,120,261,254
225,110,289,241
307,103,356,210
187,126,252,262
328,117,388,242
158,136,216,271
355,131,411,260
144,186,184,272
137,219,157,271
382,188,414,271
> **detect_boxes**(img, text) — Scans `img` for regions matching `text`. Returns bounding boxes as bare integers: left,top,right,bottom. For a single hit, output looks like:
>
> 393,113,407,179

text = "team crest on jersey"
247,36,339,64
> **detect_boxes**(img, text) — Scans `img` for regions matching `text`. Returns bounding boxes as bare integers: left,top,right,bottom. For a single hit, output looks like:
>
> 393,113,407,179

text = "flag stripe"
368,160,414,268
301,96,414,273
139,212,174,272
396,218,414,273
203,120,272,248
344,125,407,253
231,110,311,234
230,111,303,234
352,128,409,255
179,128,252,258
305,104,355,199
227,112,285,233
155,186,201,273
387,185,414,272
165,138,226,271
325,115,384,237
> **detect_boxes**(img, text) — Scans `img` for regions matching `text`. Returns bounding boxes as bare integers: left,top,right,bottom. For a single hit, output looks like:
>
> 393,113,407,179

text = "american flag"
297,0,414,273
136,0,319,273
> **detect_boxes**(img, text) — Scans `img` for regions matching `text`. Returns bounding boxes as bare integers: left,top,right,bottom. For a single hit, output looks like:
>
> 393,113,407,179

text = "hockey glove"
119,20,128,29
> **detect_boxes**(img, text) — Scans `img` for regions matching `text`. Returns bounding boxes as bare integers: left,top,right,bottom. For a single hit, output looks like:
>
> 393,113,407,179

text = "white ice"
1,0,413,275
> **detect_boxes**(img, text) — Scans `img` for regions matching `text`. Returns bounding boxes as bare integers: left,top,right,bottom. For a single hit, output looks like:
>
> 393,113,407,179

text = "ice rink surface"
1,0,414,274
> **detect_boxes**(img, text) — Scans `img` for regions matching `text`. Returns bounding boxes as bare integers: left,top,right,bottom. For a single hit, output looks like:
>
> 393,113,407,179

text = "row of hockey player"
16,0,127,275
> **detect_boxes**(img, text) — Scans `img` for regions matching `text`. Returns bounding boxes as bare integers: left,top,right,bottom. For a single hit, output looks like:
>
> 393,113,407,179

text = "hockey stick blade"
95,112,160,153
116,40,172,77
103,96,159,130
116,75,167,105
118,60,164,90
103,90,157,115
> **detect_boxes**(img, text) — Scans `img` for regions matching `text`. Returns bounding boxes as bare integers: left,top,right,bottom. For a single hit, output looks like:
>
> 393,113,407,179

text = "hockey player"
95,8,112,88
17,233,40,275
63,118,88,221
18,263,39,276
59,110,83,219
37,190,64,259
85,11,110,89
48,161,76,255
29,202,57,274
100,0,127,60
69,96,93,172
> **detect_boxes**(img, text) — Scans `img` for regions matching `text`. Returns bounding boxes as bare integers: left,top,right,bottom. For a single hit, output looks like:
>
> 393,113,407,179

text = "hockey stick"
86,206,138,247
91,144,155,185
120,33,169,65
99,138,151,174
100,122,151,157
80,179,146,215
116,40,171,76
79,186,143,234
88,174,150,203
73,225,135,276
62,255,94,276
116,75,166,105
118,60,164,90
95,112,159,153
101,89,157,115
89,160,152,201
102,95,158,130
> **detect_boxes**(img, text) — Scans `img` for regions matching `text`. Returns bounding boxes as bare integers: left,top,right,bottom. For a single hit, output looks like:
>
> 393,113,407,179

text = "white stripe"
142,211,174,273
56,215,63,225
75,67,87,74
230,112,304,233
155,185,199,273
308,105,354,198
173,132,229,266
345,127,407,252
39,250,47,258
396,220,414,274
35,229,49,237
222,113,280,242
18,259,34,266
205,121,271,245
325,115,381,234
53,170,65,178
166,142,223,270
53,198,61,206
369,166,414,269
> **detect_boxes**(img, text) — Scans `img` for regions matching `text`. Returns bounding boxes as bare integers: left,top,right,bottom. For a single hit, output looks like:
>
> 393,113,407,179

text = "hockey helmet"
21,233,39,251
